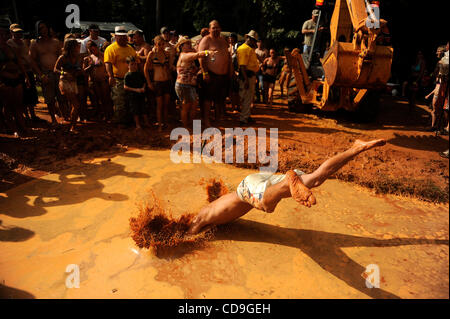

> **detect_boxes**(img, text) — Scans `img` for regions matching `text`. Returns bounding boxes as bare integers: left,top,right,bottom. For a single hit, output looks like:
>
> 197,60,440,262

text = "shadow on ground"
152,219,449,299
0,284,35,299
0,153,149,219
216,219,448,299
0,220,35,242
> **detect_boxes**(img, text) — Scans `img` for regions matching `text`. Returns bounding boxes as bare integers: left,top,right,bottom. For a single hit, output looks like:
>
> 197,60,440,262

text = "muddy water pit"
0,149,448,298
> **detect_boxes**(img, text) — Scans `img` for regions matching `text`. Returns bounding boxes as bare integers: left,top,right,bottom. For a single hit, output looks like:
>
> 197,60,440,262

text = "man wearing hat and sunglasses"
80,24,106,55
104,26,138,126
236,30,259,125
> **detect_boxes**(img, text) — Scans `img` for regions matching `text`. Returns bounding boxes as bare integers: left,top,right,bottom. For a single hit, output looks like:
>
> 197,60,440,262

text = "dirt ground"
0,149,448,299
1,87,449,203
0,86,449,299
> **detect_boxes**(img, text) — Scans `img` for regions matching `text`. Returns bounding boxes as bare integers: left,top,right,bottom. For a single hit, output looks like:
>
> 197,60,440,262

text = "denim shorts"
175,82,198,103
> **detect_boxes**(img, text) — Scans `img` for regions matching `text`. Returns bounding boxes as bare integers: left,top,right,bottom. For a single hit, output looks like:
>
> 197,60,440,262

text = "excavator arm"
322,0,393,90
285,0,393,114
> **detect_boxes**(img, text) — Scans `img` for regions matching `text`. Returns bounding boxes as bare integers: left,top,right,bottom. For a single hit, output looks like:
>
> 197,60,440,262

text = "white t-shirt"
80,36,107,54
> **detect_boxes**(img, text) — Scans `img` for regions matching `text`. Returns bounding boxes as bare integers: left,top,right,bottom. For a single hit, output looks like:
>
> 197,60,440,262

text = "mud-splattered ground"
0,149,448,299
0,88,449,299
0,91,448,203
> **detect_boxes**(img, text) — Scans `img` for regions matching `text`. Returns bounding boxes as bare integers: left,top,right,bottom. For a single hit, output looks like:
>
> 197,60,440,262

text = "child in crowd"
124,56,150,129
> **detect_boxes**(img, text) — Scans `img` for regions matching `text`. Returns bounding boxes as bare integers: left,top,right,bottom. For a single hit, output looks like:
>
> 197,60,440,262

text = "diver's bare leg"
300,139,386,189
189,139,386,234
188,193,253,234
262,139,386,211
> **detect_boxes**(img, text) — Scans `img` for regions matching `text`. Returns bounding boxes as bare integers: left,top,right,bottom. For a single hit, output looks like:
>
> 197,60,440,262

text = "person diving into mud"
187,139,387,235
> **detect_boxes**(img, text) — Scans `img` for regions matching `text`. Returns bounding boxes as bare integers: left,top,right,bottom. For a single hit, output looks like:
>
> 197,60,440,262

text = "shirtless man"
30,21,62,125
160,27,175,67
7,25,41,121
0,23,30,136
160,27,177,120
133,30,152,67
198,20,233,126
188,139,386,234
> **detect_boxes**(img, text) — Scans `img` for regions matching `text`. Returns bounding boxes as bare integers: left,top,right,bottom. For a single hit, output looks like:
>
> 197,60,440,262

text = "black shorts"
154,80,171,97
263,74,276,84
203,72,229,103
23,72,38,105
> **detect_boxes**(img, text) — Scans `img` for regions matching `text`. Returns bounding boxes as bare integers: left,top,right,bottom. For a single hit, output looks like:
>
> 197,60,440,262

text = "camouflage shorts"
236,170,306,212
236,177,266,211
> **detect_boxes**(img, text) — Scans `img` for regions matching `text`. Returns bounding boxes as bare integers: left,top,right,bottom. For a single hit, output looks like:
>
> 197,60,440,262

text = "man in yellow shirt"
236,30,259,125
104,26,138,125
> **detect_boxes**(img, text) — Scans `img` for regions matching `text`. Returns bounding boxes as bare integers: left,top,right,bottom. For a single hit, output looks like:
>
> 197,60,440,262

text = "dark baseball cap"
88,24,99,30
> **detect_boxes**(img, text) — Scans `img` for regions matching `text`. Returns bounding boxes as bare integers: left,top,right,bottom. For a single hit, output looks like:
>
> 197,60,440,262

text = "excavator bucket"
322,41,393,89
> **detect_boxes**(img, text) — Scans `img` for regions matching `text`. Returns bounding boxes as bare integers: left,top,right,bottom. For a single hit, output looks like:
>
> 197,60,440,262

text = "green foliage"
10,0,312,50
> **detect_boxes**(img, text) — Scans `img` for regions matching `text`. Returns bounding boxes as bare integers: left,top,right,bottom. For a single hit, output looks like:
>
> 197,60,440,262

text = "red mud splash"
202,178,229,202
129,191,215,253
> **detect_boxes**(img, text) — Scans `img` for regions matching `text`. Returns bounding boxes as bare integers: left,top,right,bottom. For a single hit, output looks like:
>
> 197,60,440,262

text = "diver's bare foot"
286,170,316,208
352,139,386,152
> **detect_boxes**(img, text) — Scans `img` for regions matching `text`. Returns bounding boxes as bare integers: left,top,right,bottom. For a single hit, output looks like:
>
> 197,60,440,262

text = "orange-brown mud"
129,179,227,254
202,178,229,202
0,149,448,298
0,86,448,204
130,191,215,254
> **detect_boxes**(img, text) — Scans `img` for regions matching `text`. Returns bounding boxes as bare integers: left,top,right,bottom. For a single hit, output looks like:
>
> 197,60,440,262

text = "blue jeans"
258,73,264,91
303,44,311,55
255,72,264,102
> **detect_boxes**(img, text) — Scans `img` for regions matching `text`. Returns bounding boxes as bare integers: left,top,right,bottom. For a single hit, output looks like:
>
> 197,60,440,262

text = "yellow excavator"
286,0,393,120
